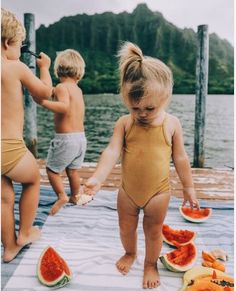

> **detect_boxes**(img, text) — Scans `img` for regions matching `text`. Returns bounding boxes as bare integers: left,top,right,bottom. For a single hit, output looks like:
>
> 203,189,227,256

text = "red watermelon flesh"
160,242,197,272
38,246,72,288
181,207,211,219
179,206,212,223
162,224,196,246
40,247,70,280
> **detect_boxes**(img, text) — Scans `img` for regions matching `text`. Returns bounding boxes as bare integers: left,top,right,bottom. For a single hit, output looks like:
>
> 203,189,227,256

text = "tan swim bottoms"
1,139,27,175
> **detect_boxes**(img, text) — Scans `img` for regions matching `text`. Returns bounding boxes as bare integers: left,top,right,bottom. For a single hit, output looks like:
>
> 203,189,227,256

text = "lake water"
37,94,234,168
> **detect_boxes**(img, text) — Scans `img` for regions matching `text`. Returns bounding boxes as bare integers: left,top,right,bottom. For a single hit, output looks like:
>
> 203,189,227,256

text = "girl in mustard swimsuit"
84,42,199,289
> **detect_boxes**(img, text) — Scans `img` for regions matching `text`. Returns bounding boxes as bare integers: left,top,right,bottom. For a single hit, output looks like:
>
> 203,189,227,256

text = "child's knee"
32,170,40,185
143,221,162,239
23,170,40,187
119,221,137,236
1,193,14,206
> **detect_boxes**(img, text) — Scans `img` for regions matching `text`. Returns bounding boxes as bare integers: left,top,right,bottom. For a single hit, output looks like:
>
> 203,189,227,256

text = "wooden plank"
38,160,234,200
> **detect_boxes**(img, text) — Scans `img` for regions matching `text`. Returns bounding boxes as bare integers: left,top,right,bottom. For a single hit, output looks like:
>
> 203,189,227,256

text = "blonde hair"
54,49,85,80
118,42,173,105
1,8,26,44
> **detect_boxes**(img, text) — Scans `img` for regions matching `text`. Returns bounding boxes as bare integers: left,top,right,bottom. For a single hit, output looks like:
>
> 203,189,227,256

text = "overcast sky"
2,0,234,45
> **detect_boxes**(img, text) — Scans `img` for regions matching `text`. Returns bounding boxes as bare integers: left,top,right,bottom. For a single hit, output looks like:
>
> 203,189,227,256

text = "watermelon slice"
179,206,212,223
160,242,197,272
162,224,196,246
37,246,72,288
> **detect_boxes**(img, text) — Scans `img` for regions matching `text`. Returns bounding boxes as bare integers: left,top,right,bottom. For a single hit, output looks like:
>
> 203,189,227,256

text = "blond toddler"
84,42,199,289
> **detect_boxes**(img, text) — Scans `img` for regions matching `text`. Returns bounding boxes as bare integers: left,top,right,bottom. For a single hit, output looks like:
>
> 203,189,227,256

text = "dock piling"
193,25,209,168
22,13,38,157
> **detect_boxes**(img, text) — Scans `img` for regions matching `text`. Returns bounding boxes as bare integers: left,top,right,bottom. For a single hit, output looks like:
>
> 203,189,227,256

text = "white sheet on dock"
3,189,234,291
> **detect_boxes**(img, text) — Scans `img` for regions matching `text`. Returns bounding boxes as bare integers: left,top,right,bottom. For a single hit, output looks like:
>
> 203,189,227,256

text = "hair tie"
137,58,142,64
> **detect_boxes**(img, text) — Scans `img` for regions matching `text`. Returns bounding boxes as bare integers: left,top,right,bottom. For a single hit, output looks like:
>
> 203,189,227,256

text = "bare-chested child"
41,49,87,215
1,8,53,262
84,42,199,289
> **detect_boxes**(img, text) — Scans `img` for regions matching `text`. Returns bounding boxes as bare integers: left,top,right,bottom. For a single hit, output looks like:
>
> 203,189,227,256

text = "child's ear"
3,39,9,49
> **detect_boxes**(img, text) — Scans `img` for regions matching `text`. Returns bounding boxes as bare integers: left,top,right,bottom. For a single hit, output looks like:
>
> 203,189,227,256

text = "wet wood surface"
38,160,234,200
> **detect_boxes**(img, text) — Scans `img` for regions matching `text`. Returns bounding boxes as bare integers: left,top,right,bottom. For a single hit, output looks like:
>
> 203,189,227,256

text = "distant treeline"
36,4,234,94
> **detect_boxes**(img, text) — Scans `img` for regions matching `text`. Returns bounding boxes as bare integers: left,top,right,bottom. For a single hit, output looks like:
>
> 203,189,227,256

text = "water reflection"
36,94,233,168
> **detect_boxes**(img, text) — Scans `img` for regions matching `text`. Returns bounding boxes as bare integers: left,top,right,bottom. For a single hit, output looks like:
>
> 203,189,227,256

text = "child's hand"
38,99,46,106
36,52,51,69
182,187,200,209
83,177,102,196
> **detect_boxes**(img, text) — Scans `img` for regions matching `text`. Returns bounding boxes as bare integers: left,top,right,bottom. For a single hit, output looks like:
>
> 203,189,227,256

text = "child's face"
128,95,166,125
5,39,22,60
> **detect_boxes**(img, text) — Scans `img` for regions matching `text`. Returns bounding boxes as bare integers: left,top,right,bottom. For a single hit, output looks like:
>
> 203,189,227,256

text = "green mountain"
36,3,234,94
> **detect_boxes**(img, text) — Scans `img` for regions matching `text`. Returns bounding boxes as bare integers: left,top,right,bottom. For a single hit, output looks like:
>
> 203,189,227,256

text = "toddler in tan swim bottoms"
1,139,27,175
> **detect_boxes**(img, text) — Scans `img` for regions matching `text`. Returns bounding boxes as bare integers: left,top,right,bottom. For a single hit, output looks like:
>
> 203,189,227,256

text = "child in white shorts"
47,133,86,173
41,49,87,215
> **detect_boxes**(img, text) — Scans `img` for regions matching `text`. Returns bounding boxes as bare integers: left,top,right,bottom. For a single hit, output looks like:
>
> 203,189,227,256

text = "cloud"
2,0,234,44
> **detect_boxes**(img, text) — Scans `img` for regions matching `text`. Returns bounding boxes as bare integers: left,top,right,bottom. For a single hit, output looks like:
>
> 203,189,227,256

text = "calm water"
37,94,234,168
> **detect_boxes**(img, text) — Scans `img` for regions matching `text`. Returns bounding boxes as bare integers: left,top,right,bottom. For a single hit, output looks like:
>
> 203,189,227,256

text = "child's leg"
1,176,24,262
116,187,139,275
65,168,80,204
46,167,69,215
5,151,41,248
142,192,170,289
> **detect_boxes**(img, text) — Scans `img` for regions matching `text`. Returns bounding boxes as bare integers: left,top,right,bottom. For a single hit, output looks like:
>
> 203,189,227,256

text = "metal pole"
23,13,37,157
193,25,209,168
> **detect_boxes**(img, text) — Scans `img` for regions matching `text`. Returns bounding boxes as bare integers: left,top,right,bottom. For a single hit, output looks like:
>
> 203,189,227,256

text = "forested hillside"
36,4,234,94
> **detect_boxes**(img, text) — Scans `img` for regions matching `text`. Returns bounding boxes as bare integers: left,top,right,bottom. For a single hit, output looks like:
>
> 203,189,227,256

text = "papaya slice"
202,251,216,262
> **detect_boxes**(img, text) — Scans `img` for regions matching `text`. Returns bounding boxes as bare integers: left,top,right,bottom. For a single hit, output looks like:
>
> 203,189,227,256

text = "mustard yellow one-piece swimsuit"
1,139,27,175
122,117,172,208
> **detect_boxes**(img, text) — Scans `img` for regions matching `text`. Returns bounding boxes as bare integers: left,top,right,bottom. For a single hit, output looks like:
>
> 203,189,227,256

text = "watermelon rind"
179,206,212,223
159,243,197,272
162,225,197,246
37,246,72,288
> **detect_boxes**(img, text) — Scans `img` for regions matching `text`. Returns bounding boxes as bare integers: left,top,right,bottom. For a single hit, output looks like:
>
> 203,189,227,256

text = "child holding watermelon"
84,42,199,289
1,8,53,262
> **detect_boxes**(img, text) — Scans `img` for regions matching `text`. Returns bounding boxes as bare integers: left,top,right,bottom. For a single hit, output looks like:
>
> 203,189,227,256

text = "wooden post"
23,13,37,157
193,25,209,168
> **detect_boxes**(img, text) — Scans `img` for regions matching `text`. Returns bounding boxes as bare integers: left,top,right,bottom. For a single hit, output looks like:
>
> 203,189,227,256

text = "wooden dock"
38,160,233,200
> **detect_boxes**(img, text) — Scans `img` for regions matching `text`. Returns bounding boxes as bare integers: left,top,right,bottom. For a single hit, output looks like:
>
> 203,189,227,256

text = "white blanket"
3,189,234,290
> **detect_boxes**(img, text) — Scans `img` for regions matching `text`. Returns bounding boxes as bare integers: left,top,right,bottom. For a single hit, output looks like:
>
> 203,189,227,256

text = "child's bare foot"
116,253,136,275
143,262,160,289
49,195,69,215
69,195,78,204
3,244,25,263
17,226,41,247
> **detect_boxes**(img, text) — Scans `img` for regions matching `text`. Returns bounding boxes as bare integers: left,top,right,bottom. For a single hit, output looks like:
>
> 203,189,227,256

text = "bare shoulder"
54,83,69,95
55,83,66,90
166,113,182,135
116,114,132,131
2,60,31,87
4,60,29,76
76,85,83,94
166,113,181,125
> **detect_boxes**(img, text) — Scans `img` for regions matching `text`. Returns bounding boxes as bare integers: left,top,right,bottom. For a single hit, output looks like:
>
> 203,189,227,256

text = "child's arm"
171,116,200,208
36,53,52,87
41,84,69,114
19,52,53,102
84,116,126,195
